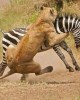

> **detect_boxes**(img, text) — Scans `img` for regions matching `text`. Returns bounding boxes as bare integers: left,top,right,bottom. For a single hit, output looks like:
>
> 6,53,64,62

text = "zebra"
0,15,80,80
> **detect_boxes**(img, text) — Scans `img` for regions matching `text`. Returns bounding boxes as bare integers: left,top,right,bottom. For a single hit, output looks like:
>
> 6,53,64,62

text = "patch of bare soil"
0,49,80,100
0,72,80,100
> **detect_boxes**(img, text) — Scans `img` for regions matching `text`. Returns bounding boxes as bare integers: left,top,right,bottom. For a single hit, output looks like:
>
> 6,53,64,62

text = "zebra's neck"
54,15,79,33
54,15,80,48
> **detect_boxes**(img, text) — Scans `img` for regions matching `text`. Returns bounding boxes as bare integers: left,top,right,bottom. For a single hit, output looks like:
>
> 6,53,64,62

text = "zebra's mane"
55,14,80,24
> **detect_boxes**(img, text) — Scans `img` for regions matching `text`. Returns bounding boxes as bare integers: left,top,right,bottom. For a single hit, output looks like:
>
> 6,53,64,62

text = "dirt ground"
0,49,80,100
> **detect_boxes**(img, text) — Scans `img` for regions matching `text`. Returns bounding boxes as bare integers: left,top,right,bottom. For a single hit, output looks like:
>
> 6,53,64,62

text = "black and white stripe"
54,15,80,48
1,15,80,71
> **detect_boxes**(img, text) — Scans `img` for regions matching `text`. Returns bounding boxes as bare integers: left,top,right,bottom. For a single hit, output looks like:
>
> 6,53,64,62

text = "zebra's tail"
0,29,5,35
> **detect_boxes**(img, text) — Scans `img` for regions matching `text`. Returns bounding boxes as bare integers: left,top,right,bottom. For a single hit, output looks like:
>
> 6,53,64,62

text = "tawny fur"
0,7,68,79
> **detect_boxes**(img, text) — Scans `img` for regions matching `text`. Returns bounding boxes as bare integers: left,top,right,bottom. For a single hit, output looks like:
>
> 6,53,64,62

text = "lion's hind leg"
5,45,16,65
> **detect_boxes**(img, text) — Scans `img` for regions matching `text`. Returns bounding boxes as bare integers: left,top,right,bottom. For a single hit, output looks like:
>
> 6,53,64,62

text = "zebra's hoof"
75,67,80,71
69,67,74,72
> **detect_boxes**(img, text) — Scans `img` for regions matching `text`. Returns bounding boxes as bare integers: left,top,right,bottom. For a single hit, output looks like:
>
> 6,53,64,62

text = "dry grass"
0,71,80,100
62,1,80,15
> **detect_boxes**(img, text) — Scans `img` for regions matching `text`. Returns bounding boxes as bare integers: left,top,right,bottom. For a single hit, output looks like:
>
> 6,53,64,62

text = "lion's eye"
50,9,54,15
40,6,44,10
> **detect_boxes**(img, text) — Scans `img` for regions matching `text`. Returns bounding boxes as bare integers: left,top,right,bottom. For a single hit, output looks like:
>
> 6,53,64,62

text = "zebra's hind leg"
53,45,74,72
0,62,7,76
59,41,80,71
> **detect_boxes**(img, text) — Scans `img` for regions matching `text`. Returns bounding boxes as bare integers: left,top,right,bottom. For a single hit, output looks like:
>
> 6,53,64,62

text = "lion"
0,7,68,79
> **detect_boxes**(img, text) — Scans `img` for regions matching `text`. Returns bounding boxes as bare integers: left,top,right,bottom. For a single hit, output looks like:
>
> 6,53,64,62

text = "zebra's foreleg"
53,45,74,72
59,41,80,71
